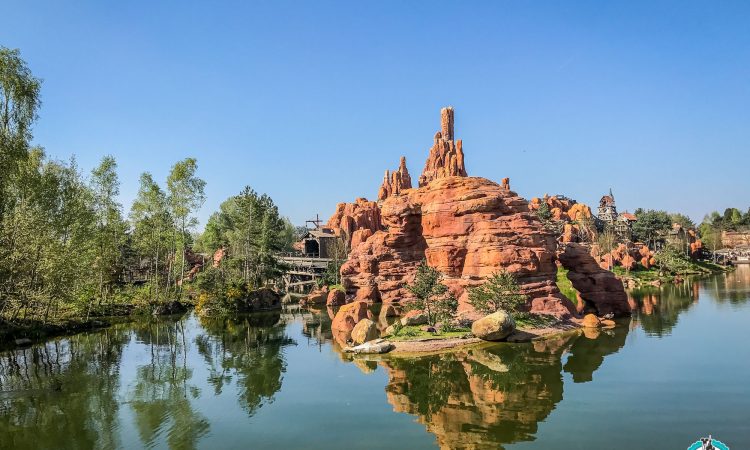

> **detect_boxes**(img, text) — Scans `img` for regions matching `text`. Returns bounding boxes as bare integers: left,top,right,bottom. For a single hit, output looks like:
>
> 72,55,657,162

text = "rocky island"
317,107,630,351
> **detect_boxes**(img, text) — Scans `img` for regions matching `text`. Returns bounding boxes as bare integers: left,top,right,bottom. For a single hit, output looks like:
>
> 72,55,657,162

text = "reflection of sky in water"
0,266,748,449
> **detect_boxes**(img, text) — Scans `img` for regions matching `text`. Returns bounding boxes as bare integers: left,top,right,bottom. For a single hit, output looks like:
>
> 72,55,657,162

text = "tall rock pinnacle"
378,156,413,201
418,107,467,187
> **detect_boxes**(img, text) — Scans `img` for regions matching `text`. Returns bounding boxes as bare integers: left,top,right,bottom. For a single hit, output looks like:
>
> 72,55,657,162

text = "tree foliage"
406,261,457,326
631,209,672,249
468,270,527,316
196,187,293,292
653,245,693,275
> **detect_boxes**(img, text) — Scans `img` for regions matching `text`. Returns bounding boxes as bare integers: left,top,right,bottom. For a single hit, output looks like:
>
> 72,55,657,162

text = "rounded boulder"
471,310,516,341
351,318,379,345
581,313,601,328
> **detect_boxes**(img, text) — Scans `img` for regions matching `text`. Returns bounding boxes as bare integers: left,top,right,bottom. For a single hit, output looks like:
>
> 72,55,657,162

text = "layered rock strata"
327,107,629,318
557,243,630,316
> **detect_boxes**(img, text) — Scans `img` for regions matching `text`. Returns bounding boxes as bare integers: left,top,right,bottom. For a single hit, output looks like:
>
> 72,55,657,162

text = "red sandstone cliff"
327,107,629,318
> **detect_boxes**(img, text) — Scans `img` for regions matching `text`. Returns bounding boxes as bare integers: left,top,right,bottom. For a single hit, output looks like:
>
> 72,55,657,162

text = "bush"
468,270,527,316
654,245,693,274
406,260,457,326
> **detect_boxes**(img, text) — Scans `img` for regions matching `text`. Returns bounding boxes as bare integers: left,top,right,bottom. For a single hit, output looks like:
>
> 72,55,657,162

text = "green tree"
468,270,527,316
631,209,672,249
89,156,127,312
0,47,42,220
653,245,693,275
406,261,457,326
536,201,551,222
197,187,289,289
130,172,174,302
669,213,695,230
167,158,206,291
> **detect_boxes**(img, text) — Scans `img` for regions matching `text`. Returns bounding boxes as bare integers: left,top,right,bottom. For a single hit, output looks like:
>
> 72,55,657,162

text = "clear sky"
3,1,749,227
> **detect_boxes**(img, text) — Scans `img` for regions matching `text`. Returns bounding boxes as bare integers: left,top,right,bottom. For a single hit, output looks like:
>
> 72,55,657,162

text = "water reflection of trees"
381,329,629,449
291,305,333,347
195,312,295,416
628,279,700,337
704,265,750,305
127,317,209,450
0,327,129,449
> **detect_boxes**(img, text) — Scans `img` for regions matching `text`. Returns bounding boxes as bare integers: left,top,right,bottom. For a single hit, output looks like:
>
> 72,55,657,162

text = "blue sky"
3,1,749,226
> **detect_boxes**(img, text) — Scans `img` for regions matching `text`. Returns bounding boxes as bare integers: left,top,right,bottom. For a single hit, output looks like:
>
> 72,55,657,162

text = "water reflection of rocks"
377,329,627,450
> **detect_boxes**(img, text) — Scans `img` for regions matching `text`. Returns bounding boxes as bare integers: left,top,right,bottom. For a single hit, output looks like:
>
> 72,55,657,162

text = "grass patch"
386,325,472,342
514,312,559,329
613,265,665,282
555,267,578,305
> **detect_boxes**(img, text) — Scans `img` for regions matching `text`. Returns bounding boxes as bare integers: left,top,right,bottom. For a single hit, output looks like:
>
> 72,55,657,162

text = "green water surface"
1,266,749,449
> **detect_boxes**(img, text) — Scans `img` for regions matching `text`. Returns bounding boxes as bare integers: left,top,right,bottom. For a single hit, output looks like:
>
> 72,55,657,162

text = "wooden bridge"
278,255,333,291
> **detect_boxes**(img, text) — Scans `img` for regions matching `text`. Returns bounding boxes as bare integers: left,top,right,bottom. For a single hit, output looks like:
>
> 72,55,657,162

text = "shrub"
406,260,457,326
654,245,693,274
468,270,527,316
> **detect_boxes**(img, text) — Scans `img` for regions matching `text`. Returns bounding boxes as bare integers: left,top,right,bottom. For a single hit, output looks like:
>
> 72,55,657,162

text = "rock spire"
378,156,413,201
418,107,467,187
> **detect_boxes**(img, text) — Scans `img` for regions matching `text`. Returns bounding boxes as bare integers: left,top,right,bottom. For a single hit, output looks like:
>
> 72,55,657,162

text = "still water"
1,266,749,450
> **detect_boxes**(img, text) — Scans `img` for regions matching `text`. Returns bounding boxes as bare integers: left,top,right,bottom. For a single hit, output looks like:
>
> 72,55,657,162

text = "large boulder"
581,314,600,328
471,310,516,341
301,286,328,306
331,301,369,344
326,289,347,306
351,318,379,345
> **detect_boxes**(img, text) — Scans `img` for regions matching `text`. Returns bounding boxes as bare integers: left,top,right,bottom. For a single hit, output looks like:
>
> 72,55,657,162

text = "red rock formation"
566,203,592,222
722,230,750,248
418,107,467,187
557,243,630,316
528,195,594,243
326,289,347,307
331,300,369,343
377,156,413,201
350,228,373,249
332,107,628,319
342,176,575,316
300,286,329,306
326,198,382,246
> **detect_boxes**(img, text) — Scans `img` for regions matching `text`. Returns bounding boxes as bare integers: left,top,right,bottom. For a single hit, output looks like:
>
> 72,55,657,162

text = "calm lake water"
1,266,749,450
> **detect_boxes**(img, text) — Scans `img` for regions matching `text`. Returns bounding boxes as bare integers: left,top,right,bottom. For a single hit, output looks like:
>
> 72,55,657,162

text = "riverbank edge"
0,303,190,350
615,261,734,289
382,321,584,357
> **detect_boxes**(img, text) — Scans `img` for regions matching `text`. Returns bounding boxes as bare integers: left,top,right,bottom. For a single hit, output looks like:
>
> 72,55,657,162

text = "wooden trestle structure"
278,255,332,292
